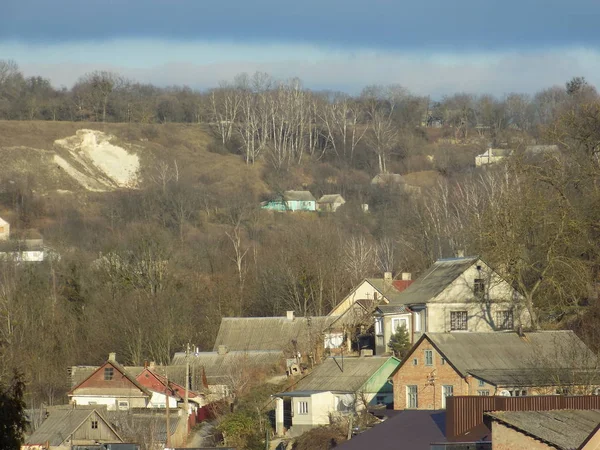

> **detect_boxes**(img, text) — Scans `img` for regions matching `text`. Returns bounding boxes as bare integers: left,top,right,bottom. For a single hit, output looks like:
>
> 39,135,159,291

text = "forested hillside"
1,60,600,407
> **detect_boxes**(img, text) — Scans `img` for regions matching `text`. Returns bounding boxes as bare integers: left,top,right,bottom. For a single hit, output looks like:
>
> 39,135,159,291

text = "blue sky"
3,0,600,95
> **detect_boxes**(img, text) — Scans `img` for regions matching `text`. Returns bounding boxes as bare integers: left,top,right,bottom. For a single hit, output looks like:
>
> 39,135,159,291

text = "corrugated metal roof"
26,409,119,446
283,190,316,202
213,316,339,353
293,356,399,392
426,331,597,378
107,412,180,443
377,304,411,314
486,410,600,450
388,257,479,305
469,368,600,387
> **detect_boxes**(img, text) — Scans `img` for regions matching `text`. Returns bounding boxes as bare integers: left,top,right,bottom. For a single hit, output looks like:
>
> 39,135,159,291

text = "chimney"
383,272,393,284
286,311,295,321
149,361,156,370
217,345,228,355
401,272,411,281
456,250,465,258
108,352,116,362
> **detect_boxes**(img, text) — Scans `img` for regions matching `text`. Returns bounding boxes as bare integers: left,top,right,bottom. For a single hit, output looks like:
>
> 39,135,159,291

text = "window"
450,311,468,331
104,367,114,381
412,358,418,366
442,385,453,408
118,401,129,411
478,379,485,387
324,332,344,349
91,420,98,429
376,395,385,404
496,310,514,330
407,385,418,408
425,350,433,366
477,390,490,396
375,317,383,335
510,390,527,397
441,358,446,365
392,317,408,332
474,278,485,296
414,311,421,332
298,401,309,415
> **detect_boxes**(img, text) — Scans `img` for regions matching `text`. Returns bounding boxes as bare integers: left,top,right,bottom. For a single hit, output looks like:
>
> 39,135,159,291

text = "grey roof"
171,350,284,384
424,331,598,379
376,304,411,315
469,368,600,387
213,315,340,354
293,356,398,392
371,173,406,185
283,190,316,202
365,278,406,303
388,257,479,305
107,412,180,444
486,410,600,450
26,408,120,446
317,194,345,204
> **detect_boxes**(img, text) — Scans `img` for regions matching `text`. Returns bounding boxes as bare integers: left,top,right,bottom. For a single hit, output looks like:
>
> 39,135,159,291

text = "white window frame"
424,350,433,366
442,385,454,408
495,310,514,330
375,317,383,335
414,311,421,332
450,311,468,331
117,400,129,411
297,401,309,415
392,317,409,332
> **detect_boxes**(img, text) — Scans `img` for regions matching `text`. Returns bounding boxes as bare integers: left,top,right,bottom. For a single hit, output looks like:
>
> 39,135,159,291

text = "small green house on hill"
261,190,316,211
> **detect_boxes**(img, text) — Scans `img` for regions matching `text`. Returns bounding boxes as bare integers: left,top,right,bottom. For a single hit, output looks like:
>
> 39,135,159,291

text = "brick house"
375,256,532,354
391,331,599,410
69,353,151,410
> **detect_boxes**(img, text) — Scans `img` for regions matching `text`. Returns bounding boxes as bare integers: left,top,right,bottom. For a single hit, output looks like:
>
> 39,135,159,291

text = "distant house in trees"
475,148,512,166
23,406,123,450
374,256,531,354
274,356,400,437
69,353,151,410
261,190,316,211
317,194,345,212
0,216,9,240
391,331,600,410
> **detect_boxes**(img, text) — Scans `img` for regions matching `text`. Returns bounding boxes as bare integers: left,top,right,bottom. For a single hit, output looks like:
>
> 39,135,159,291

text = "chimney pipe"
383,272,393,284
286,311,295,321
149,361,156,369
456,250,465,258
401,272,411,281
108,352,116,362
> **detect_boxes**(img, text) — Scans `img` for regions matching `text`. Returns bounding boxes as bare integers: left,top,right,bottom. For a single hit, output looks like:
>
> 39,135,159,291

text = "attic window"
473,279,485,296
91,420,98,429
104,367,114,381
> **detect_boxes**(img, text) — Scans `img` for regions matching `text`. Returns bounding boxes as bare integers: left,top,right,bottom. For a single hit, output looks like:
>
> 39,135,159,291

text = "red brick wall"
392,338,468,410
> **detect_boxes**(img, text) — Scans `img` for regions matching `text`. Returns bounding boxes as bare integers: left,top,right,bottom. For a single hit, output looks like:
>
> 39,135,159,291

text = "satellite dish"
499,390,511,397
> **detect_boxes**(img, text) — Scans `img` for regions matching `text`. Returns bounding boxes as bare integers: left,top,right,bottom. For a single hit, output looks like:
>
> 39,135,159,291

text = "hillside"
0,120,269,197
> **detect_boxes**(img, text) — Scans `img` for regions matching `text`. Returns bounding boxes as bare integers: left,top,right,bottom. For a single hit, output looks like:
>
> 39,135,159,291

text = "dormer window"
104,367,114,381
474,279,485,296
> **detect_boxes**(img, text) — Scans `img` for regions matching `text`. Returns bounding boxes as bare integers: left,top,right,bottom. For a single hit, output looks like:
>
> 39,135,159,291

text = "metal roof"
486,410,600,450
283,190,316,202
425,331,598,379
213,315,339,353
26,408,120,446
388,257,479,305
107,412,180,444
469,368,600,387
293,356,399,393
364,278,407,303
376,304,411,315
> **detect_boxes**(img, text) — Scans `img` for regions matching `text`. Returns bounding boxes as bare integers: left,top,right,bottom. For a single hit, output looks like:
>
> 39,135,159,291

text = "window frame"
424,350,433,366
297,401,309,415
391,317,409,333
477,390,490,396
104,367,114,381
495,310,514,330
450,311,468,331
441,385,454,408
91,420,99,429
407,385,418,409
473,278,485,296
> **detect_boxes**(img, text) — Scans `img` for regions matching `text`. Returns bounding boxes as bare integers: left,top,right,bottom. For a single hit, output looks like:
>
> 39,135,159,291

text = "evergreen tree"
0,371,27,450
388,324,411,359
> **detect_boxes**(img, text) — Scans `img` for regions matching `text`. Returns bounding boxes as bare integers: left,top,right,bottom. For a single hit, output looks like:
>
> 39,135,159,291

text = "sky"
2,0,600,96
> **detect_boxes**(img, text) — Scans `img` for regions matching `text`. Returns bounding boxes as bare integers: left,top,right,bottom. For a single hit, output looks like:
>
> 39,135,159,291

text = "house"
135,367,204,411
170,348,286,400
487,410,600,450
374,256,530,354
317,194,346,212
261,190,316,211
274,355,400,436
107,410,188,448
391,331,600,411
475,148,512,166
68,353,151,410
23,406,123,450
0,216,9,240
212,311,341,361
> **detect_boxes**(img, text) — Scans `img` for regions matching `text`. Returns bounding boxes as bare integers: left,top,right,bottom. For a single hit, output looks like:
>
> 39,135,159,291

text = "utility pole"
184,343,190,444
165,367,171,449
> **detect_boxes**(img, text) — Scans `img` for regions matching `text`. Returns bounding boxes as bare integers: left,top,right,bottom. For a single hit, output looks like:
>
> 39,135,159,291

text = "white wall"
71,395,147,410
427,301,530,333
147,391,178,408
382,313,413,351
331,280,392,315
